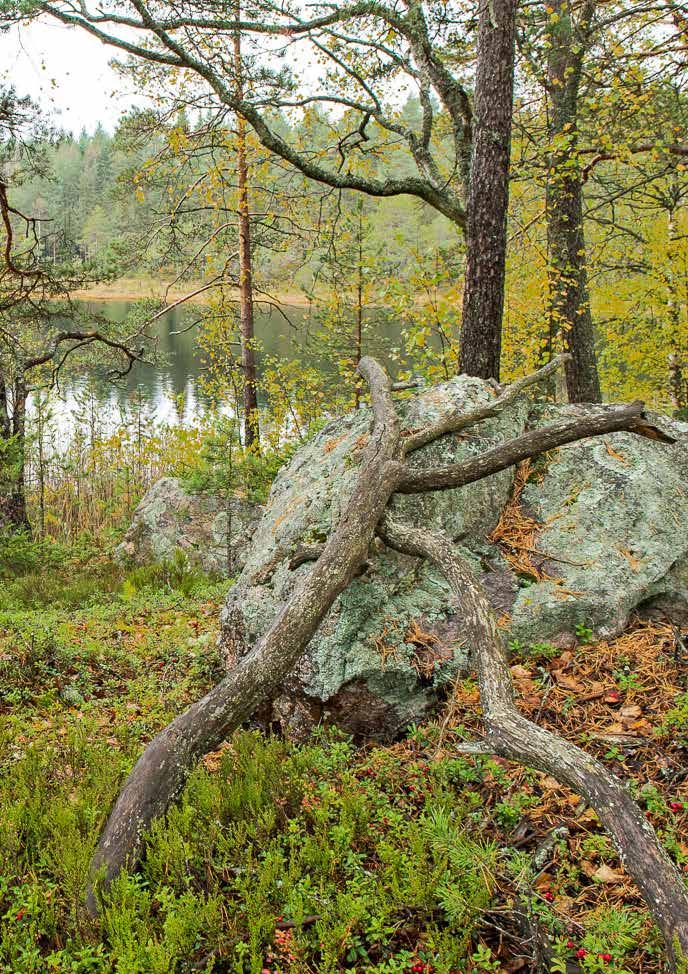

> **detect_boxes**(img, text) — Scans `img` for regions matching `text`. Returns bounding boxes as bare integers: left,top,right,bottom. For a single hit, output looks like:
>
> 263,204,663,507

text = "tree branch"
37,1,467,227
378,515,688,967
398,401,675,493
403,354,569,454
86,355,403,910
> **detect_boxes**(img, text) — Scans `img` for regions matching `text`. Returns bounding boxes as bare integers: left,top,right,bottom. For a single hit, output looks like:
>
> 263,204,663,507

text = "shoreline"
71,278,314,308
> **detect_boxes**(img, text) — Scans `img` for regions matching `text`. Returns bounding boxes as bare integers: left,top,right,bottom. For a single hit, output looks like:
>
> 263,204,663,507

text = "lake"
43,299,402,436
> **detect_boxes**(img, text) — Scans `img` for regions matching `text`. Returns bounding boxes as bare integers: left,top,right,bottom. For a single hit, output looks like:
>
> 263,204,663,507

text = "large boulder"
507,403,688,642
117,477,261,577
220,382,688,740
220,376,529,739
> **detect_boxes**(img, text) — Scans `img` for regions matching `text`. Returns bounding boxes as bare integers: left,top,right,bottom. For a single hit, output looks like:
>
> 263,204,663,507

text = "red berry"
576,948,588,958
543,890,554,901
567,940,576,949
599,954,613,963
670,802,684,812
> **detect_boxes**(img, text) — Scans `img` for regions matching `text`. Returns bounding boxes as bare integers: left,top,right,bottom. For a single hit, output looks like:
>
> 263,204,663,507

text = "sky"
1,18,143,134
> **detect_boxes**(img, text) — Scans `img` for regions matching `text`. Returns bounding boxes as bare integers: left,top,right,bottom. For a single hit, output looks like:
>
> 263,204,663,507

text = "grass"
0,552,686,972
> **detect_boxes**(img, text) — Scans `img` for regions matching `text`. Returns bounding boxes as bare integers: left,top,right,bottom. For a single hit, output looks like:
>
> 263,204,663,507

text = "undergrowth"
0,555,684,973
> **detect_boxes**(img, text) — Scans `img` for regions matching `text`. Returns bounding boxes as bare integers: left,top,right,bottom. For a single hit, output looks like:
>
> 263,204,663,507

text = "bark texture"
459,0,517,381
233,6,260,448
397,400,668,493
545,0,602,402
0,376,30,532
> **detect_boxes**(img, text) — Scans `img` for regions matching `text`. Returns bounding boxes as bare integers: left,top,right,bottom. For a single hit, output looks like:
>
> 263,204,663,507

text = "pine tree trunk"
459,0,517,381
0,372,10,441
234,6,260,449
666,202,687,412
545,0,601,403
354,203,364,409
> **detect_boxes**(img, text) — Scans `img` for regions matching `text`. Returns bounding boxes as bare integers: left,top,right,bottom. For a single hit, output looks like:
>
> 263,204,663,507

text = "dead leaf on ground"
591,863,625,884
510,664,532,681
605,441,629,464
552,669,585,692
620,705,643,719
619,547,641,572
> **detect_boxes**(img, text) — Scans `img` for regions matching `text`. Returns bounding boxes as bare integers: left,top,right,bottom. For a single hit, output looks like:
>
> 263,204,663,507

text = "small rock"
59,685,84,707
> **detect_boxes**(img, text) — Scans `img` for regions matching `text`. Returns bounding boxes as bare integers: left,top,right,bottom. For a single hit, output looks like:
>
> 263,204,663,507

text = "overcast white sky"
1,19,143,134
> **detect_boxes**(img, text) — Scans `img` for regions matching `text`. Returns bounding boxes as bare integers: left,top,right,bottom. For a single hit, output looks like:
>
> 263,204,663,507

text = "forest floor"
1,549,687,973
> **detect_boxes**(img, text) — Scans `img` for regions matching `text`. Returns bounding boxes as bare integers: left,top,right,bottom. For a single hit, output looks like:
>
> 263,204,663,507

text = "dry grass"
405,618,453,679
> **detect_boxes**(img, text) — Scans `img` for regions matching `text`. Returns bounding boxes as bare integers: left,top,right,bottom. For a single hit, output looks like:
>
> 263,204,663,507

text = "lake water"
44,299,400,435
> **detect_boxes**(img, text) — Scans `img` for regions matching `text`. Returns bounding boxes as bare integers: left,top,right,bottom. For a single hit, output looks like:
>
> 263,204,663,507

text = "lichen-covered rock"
507,405,688,644
117,477,261,576
220,384,688,741
221,377,529,739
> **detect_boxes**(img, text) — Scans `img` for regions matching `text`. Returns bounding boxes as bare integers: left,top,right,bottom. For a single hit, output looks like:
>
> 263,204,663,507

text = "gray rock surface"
507,404,688,643
218,381,688,740
221,376,529,739
117,477,261,577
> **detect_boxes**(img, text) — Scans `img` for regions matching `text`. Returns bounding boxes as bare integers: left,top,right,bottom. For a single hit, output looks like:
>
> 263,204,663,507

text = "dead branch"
378,514,688,967
398,401,674,494
86,355,404,911
402,354,569,455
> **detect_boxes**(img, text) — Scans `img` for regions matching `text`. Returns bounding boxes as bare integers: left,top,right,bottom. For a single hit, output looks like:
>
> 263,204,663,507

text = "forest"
2,1,688,972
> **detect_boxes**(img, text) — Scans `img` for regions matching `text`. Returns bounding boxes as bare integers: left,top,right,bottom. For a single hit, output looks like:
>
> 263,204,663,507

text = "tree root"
86,355,685,971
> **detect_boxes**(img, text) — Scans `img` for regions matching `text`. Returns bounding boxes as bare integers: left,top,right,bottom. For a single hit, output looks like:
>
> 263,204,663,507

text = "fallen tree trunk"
87,357,403,910
87,355,688,968
379,515,688,966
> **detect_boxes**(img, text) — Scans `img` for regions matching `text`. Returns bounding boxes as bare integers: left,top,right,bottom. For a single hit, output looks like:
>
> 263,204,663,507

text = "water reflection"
38,300,401,437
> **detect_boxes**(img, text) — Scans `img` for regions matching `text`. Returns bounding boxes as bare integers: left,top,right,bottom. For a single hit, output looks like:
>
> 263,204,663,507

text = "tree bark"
666,201,687,412
545,0,602,402
0,371,10,440
459,0,518,381
354,202,364,409
380,516,688,968
233,3,260,449
397,401,669,494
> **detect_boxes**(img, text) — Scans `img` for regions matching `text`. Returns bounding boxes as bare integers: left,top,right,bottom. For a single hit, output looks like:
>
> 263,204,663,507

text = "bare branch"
378,515,688,964
398,401,675,493
86,354,403,908
403,354,570,454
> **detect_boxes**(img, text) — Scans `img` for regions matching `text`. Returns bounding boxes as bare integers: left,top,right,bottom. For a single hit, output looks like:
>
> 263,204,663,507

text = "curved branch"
378,515,688,967
38,1,467,227
86,356,403,909
398,401,675,493
403,354,570,454
22,329,145,373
